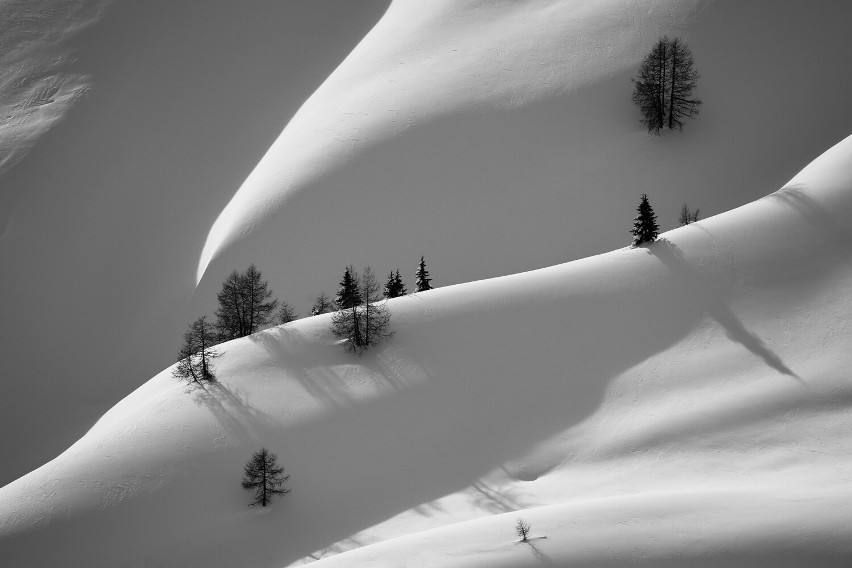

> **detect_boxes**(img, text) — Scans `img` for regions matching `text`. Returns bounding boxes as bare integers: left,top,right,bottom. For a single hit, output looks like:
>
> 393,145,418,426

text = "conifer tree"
415,256,432,292
335,266,362,309
631,194,659,247
360,267,392,350
383,269,407,298
310,292,334,316
241,448,290,507
332,266,363,350
174,315,219,383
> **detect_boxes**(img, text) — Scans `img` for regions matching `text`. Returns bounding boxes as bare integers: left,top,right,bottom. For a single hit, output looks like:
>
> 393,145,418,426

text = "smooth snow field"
2,0,852,567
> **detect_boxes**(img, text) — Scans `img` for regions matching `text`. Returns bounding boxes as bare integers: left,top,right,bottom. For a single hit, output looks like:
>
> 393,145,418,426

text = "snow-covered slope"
2,134,851,567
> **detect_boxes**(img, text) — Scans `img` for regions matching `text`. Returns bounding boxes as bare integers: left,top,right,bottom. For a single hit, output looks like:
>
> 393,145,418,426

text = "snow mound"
2,134,852,567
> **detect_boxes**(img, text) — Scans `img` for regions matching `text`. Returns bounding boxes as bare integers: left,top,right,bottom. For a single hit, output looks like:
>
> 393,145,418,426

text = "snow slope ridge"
2,134,852,567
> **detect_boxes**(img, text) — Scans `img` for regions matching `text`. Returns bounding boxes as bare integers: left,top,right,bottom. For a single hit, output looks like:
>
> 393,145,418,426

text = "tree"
277,301,297,324
415,256,432,292
241,448,290,507
515,518,531,542
335,266,362,310
215,264,279,341
632,36,701,134
360,267,392,350
679,203,700,226
310,292,335,316
631,193,659,246
173,316,219,383
383,269,407,298
332,266,363,350
332,266,391,353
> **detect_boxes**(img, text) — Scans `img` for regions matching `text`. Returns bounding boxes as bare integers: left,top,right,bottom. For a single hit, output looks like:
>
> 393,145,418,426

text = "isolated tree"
631,193,659,246
215,264,279,341
310,292,335,316
515,518,531,542
632,36,701,133
383,269,407,298
174,315,219,383
277,301,297,324
679,203,700,226
241,447,290,507
415,256,432,292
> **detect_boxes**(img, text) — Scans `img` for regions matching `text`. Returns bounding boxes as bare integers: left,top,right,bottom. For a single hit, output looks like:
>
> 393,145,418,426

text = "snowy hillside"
2,134,852,566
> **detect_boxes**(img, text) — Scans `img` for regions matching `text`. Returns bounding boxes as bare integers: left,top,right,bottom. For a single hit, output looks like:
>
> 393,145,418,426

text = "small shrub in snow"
241,447,290,507
515,518,531,542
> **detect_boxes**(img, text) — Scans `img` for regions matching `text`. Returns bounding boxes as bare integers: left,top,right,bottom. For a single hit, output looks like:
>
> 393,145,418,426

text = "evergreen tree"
383,268,407,298
335,266,362,309
241,448,290,507
415,256,432,292
310,292,334,316
332,266,363,350
332,266,392,353
277,301,297,324
631,194,659,246
632,36,701,134
215,264,278,341
174,315,219,383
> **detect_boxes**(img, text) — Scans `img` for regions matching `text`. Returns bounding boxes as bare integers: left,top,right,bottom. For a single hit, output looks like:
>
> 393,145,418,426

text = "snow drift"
2,133,851,566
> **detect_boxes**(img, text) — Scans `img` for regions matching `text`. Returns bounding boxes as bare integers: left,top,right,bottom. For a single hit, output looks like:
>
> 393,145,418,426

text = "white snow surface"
2,134,852,566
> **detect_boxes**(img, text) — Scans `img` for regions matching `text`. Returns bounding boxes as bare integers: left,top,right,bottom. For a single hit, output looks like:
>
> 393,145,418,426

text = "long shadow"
187,379,267,445
647,238,800,380
223,260,709,566
768,184,852,265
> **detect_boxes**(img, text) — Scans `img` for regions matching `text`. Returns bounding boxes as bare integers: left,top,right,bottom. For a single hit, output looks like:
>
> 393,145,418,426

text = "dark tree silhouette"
515,518,531,542
174,315,219,383
277,301,297,324
332,266,391,353
310,292,335,316
415,256,432,292
241,448,290,507
215,264,278,341
679,203,700,226
632,36,701,134
383,269,407,298
631,193,659,246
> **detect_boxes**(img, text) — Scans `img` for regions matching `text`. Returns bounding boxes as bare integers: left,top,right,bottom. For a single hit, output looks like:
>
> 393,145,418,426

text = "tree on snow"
679,203,700,226
631,193,659,247
383,269,407,298
310,291,335,316
215,264,278,341
332,266,391,353
173,315,219,383
632,36,702,134
277,301,298,324
515,518,532,542
415,256,432,292
241,447,290,507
